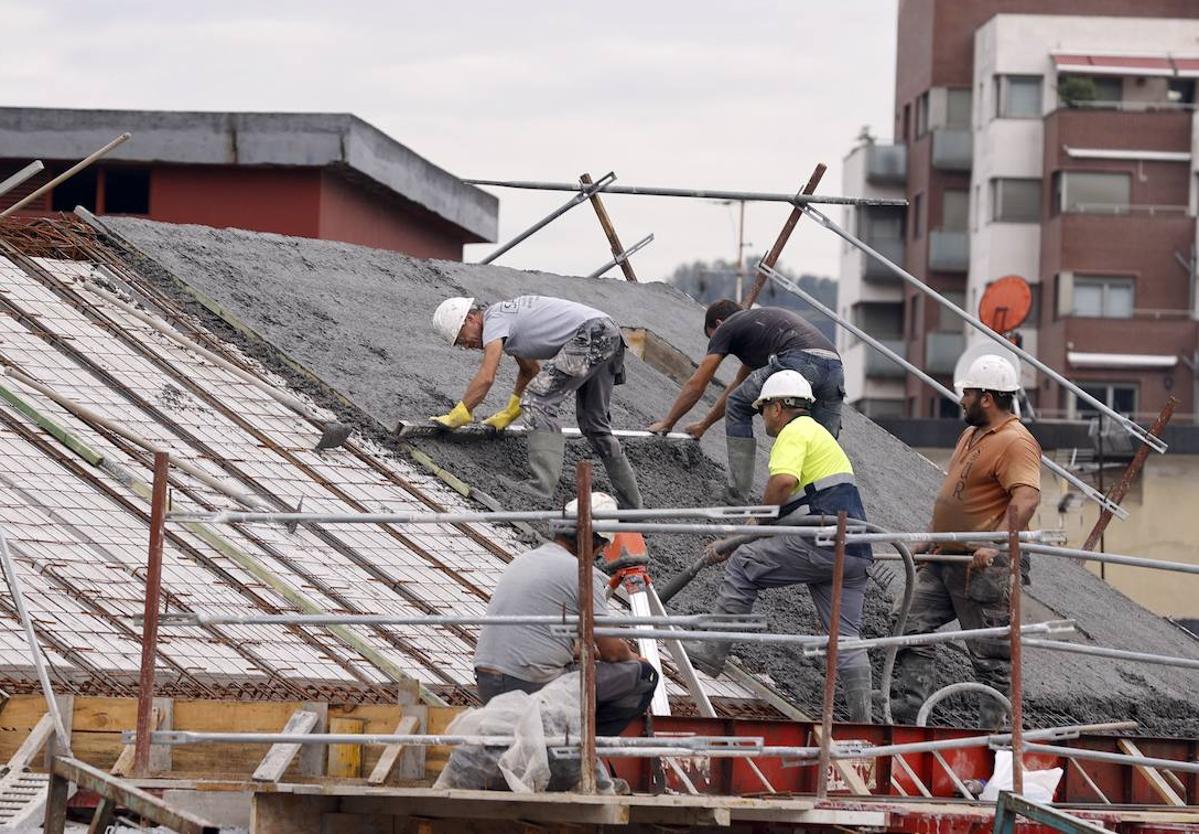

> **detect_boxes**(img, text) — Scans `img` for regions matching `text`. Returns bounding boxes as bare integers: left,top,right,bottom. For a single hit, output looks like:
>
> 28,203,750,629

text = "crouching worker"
431,295,642,508
473,491,659,736
685,370,875,722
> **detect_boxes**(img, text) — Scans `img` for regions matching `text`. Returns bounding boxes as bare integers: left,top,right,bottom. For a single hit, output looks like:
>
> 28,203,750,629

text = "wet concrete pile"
101,217,1199,734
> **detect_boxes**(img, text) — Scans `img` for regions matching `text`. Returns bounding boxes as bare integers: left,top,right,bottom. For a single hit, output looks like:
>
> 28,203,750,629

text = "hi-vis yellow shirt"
768,416,854,499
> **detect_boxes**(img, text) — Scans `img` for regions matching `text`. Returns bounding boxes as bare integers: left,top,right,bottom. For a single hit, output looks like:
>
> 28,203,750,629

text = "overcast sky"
3,1,897,282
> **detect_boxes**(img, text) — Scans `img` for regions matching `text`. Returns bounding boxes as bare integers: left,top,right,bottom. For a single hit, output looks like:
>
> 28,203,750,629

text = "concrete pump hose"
916,682,1012,728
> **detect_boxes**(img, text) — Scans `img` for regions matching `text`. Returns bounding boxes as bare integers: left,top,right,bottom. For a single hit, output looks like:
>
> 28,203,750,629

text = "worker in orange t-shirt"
891,356,1042,729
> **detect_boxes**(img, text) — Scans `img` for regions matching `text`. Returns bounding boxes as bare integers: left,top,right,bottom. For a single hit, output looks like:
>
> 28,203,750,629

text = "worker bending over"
648,300,844,502
473,492,659,736
685,370,874,723
891,356,1041,729
432,295,641,508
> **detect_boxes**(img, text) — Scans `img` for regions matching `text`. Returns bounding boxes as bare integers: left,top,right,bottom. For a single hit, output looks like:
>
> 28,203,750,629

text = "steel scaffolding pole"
0,161,44,200
479,172,616,264
465,178,908,207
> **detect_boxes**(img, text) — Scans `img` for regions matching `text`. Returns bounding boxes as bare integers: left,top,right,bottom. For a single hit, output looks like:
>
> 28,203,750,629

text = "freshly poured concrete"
102,217,1199,734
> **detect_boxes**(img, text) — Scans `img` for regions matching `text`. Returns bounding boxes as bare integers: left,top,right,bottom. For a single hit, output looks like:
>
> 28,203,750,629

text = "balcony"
925,332,965,375
928,229,969,272
865,144,907,184
865,339,907,378
862,237,905,281
931,128,972,171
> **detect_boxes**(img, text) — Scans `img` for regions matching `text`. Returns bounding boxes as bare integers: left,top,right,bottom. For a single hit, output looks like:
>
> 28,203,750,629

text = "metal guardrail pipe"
1020,543,1199,576
1023,638,1199,670
799,621,1074,657
166,505,779,526
1017,743,1199,775
818,530,1066,546
0,161,44,199
465,178,909,207
134,731,760,749
795,209,1166,453
0,133,132,219
151,612,767,629
560,521,844,537
584,620,1074,648
479,172,616,265
0,529,71,752
756,263,1129,518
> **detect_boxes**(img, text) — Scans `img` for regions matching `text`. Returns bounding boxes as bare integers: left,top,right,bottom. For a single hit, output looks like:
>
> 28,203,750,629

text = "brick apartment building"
0,108,497,260
838,0,1199,424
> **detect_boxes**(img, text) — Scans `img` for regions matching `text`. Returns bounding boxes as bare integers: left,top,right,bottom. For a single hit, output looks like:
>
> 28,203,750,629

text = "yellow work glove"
482,394,523,430
431,401,473,430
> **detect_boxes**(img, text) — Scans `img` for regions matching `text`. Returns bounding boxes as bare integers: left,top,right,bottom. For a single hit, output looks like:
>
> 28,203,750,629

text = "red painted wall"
149,165,322,238
317,171,463,260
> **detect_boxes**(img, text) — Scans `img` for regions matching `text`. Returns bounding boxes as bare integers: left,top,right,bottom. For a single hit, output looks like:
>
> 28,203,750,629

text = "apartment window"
1055,171,1131,214
911,193,924,239
1168,78,1196,105
861,206,904,241
991,178,1041,223
942,189,969,231
1057,74,1122,108
103,168,150,214
902,103,912,142
1072,275,1134,318
995,75,1042,118
946,88,972,128
915,91,930,137
50,168,98,212
1074,382,1137,419
939,290,965,333
852,302,904,339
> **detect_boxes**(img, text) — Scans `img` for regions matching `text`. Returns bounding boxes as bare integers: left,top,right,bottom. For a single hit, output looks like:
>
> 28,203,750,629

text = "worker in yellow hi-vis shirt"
685,370,875,723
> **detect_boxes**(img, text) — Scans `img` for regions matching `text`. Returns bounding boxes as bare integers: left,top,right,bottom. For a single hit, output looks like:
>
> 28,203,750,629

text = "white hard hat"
565,492,619,542
955,354,1021,393
433,297,475,345
752,369,815,411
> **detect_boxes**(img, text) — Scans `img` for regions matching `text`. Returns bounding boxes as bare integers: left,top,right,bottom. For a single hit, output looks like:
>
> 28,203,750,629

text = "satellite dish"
979,275,1033,333
952,340,1022,400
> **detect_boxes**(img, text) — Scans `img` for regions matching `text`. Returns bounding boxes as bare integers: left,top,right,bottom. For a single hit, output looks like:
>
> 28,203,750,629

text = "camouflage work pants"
522,317,625,459
891,560,1012,727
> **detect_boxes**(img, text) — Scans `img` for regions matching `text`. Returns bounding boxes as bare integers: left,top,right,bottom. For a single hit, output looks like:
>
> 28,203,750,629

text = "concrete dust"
102,217,1199,734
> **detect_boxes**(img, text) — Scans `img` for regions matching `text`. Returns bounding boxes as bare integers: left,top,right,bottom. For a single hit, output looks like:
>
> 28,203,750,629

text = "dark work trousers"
520,317,626,460
725,350,846,439
891,559,1013,726
475,659,659,737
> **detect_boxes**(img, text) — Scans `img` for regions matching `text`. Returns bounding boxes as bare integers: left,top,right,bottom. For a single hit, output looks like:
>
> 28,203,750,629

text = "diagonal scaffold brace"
580,172,644,282
480,172,617,265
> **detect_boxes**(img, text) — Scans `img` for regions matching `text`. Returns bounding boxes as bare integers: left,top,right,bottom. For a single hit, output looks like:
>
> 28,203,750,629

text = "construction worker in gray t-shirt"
473,492,659,736
431,295,642,508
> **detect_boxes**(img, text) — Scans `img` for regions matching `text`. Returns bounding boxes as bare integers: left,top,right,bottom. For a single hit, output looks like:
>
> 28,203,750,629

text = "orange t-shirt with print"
932,414,1042,541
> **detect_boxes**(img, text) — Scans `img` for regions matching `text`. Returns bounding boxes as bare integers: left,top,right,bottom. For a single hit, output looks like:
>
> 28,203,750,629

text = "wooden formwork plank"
1118,739,1186,806
327,717,365,779
367,714,419,785
252,710,320,783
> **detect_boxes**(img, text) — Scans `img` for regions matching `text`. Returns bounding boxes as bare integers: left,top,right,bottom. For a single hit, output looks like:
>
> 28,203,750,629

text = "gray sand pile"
101,217,1199,734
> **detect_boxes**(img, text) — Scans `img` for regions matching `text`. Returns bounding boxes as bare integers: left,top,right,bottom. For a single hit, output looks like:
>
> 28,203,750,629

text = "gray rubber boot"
724,436,757,504
684,599,752,678
525,430,566,501
841,664,874,724
600,452,643,509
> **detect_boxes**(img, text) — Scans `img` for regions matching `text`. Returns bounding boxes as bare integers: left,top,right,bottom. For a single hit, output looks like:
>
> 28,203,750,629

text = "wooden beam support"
50,756,219,834
367,714,419,785
1119,739,1186,806
252,709,320,783
580,172,638,282
327,716,365,778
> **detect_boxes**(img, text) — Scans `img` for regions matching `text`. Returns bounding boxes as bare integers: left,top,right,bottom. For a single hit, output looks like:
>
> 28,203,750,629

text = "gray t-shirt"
482,295,607,359
473,541,609,683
